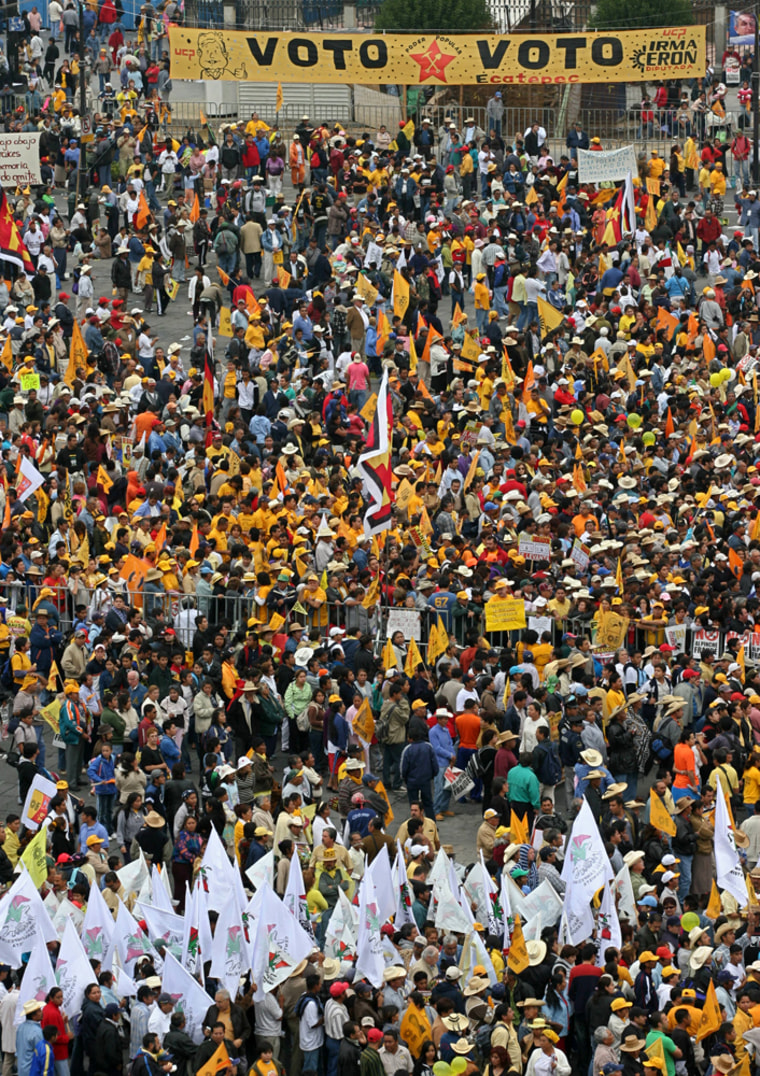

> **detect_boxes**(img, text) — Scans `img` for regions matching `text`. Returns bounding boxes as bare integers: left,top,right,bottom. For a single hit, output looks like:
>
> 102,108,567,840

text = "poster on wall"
728,10,757,45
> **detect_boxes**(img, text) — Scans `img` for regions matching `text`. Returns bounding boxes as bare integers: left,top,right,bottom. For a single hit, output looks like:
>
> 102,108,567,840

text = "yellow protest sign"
20,825,48,887
485,597,526,632
169,27,705,85
65,319,88,385
399,1004,432,1059
20,373,39,391
594,610,629,650
218,306,233,337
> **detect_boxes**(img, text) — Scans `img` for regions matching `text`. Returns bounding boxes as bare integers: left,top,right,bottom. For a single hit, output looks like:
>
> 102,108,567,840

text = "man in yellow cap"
59,679,89,791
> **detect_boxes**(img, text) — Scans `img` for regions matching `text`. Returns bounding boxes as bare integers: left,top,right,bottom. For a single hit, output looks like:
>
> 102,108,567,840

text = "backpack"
650,716,676,762
310,151,321,169
475,1021,493,1060
534,741,562,786
0,658,13,692
294,992,321,1019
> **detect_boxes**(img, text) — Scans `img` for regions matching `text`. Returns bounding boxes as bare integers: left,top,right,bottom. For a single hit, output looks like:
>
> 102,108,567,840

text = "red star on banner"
410,39,456,83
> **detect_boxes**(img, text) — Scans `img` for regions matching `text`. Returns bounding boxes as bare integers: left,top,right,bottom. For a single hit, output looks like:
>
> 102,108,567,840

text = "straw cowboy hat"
690,946,714,970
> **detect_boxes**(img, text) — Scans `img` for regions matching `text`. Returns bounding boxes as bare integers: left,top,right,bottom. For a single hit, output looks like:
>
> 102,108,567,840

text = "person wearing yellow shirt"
648,150,666,179
709,163,727,216
474,273,491,333
618,309,637,338
743,747,760,807
478,371,494,411
708,751,739,798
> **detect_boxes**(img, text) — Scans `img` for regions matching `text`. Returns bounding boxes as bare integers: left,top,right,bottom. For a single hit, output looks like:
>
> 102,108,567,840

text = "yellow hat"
64,679,80,694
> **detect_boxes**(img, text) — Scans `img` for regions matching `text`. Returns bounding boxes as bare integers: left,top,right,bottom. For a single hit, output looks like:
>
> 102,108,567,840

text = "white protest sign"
0,134,41,187
664,624,687,653
444,766,474,800
571,539,590,572
518,535,552,560
691,629,721,658
386,608,422,641
577,144,637,183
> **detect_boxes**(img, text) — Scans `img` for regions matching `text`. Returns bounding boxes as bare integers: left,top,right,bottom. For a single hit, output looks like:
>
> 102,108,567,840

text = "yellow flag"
537,297,564,339
39,698,61,734
382,636,397,671
393,270,410,320
96,465,113,493
362,576,380,610
705,879,722,918
408,333,418,376
463,450,480,491
47,661,60,694
196,1043,231,1076
452,303,466,328
360,393,378,423
0,336,11,373
389,118,414,151
502,676,511,709
427,621,441,664
747,873,760,910
510,809,529,845
65,319,87,385
646,1038,667,1065
460,332,480,362
650,788,676,836
352,697,375,743
696,980,722,1041
355,273,379,307
507,913,529,974
419,505,433,536
616,557,624,594
20,826,48,887
738,644,746,684
218,306,233,337
275,82,283,113
404,637,424,677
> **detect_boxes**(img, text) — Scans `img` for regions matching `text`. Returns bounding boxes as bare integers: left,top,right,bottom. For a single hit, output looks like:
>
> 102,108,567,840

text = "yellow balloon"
710,372,721,387
721,368,732,383
571,409,585,426
643,431,655,446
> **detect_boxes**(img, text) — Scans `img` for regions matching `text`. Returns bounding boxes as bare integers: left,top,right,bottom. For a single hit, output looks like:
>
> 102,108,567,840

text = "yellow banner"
485,597,526,632
169,27,705,85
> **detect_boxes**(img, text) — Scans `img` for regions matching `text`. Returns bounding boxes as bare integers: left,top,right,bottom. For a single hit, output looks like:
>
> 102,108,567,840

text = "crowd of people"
0,19,760,1076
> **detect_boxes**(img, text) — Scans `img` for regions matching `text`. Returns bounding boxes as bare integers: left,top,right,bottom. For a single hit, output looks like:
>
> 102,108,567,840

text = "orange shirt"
673,742,696,790
456,711,481,750
572,512,599,537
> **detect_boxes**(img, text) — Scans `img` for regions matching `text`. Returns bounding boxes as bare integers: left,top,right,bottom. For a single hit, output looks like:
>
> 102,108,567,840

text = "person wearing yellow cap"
60,679,89,791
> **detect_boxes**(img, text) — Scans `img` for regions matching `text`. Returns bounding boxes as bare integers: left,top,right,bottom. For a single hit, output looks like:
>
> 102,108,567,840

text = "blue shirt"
79,819,109,851
16,1020,43,1076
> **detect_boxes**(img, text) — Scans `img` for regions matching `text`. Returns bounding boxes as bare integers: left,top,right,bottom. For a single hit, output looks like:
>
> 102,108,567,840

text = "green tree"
590,0,693,29
374,0,493,32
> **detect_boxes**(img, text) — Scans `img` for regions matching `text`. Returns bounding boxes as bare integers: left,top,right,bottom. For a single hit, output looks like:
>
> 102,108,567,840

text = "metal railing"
183,0,381,28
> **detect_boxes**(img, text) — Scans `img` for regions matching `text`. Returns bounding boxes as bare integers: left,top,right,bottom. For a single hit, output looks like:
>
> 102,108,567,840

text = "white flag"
499,872,513,954
209,893,246,998
392,842,415,928
0,868,57,965
20,774,57,831
433,878,472,936
113,964,138,999
117,850,149,901
202,828,246,912
113,898,157,976
160,951,212,1043
15,928,56,1024
245,850,274,892
137,903,185,960
354,874,386,988
597,881,622,966
459,930,497,986
561,797,614,943
324,887,357,962
150,864,174,912
17,456,45,503
715,786,749,905
462,860,492,928
251,883,312,996
613,864,637,925
81,881,115,968
282,852,314,941
365,846,395,924
57,917,94,1018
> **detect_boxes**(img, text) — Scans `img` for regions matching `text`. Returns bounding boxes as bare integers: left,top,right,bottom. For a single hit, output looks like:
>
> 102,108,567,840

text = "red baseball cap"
367,1029,383,1044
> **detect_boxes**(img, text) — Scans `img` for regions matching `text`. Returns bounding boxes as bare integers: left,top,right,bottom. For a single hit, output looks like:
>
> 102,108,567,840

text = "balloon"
627,413,642,429
642,431,656,446
433,1065,452,1076
681,912,700,932
710,372,721,387
571,409,585,426
721,368,733,383
451,1062,468,1075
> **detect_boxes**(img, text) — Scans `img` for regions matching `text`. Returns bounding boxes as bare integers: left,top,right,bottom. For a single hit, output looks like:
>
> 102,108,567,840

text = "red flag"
0,188,34,274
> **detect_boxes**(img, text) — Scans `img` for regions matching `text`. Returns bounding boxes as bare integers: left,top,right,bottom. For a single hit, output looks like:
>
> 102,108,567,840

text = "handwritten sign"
20,373,40,391
577,144,638,184
518,535,552,560
485,597,526,632
386,608,421,641
0,133,41,186
571,539,590,572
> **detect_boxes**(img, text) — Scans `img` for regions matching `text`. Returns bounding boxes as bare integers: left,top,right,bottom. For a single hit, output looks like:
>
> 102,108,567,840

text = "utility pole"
74,0,88,206
749,12,753,182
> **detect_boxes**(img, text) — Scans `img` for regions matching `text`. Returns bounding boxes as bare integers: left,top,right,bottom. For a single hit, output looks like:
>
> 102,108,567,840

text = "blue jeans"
493,285,509,316
677,854,693,901
325,1037,340,1076
614,771,638,802
96,793,115,831
434,768,451,814
407,781,434,819
383,742,404,790
302,1047,322,1073
35,725,46,769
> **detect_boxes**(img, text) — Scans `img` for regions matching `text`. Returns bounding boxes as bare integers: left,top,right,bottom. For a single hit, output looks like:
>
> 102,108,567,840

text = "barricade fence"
17,580,745,667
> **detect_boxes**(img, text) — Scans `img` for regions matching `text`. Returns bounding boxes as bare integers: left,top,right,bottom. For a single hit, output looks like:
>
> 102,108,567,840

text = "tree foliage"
590,0,693,29
374,0,493,32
